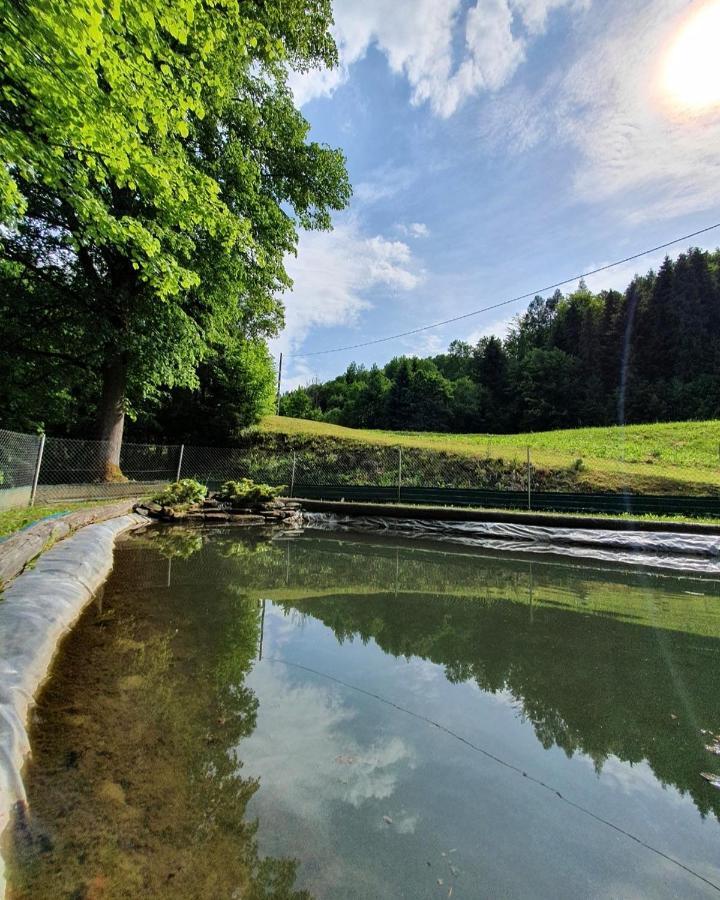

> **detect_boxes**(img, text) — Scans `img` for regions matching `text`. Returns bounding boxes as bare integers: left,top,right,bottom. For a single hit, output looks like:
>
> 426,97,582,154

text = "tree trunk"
98,352,129,481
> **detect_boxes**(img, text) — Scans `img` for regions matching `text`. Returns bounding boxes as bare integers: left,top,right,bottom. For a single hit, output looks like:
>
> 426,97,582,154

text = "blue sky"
273,0,720,389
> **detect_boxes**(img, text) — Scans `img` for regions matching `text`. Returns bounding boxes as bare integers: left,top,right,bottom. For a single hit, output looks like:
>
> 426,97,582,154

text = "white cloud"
290,0,588,117
364,235,422,288
270,218,425,372
512,0,590,33
559,1,720,217
397,330,445,358
397,222,430,238
466,314,517,344
482,0,720,219
354,163,419,205
580,252,668,294
581,233,720,294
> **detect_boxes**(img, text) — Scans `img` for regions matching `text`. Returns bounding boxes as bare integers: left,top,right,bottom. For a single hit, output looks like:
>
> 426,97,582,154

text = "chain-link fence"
180,444,293,491
36,437,181,502
2,427,720,518
0,429,44,510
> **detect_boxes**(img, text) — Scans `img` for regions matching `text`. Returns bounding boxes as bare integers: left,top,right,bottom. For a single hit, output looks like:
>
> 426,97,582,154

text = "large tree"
0,0,350,475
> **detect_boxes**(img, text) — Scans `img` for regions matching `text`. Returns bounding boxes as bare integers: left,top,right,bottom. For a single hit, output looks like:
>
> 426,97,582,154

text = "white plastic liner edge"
0,514,147,898
303,512,720,574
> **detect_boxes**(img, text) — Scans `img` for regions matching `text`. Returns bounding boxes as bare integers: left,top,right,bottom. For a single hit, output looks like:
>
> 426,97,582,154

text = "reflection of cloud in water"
263,605,305,651
344,737,412,807
390,811,419,835
594,754,685,801
234,660,414,820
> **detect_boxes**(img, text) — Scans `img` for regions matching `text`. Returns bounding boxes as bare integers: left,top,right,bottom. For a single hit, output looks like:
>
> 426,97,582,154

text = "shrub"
219,478,282,505
153,479,207,507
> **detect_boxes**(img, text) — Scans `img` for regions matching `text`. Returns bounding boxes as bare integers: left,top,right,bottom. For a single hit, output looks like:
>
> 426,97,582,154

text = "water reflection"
6,526,720,899
133,526,720,819
5,535,309,899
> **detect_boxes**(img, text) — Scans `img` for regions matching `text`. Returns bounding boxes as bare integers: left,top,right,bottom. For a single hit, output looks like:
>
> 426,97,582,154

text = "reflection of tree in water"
278,588,720,820
173,531,715,825
7,545,310,900
144,526,204,560
133,529,720,824
16,525,719,898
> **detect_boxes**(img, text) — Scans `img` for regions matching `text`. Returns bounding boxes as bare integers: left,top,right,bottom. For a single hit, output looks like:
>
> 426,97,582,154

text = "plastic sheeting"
0,514,147,899
303,512,720,575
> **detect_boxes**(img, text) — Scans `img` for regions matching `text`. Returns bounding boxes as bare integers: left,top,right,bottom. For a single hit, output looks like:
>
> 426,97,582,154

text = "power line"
291,221,720,358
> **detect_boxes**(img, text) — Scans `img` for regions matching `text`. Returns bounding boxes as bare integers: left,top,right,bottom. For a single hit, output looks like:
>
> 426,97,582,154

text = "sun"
662,1,720,112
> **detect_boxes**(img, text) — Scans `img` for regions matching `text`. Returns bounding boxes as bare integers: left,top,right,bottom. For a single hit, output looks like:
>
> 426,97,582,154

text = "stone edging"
0,513,148,898
0,500,140,590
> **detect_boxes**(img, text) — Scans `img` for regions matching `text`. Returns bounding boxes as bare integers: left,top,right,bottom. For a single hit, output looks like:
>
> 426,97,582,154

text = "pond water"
4,526,720,899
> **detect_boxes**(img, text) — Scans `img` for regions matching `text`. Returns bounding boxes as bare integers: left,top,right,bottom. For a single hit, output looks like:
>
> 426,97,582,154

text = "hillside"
278,251,720,444
253,416,720,495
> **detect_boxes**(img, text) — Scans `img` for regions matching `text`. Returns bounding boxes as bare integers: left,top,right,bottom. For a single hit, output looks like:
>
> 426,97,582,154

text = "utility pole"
29,433,46,507
397,447,403,503
176,444,185,481
275,352,283,414
527,446,532,511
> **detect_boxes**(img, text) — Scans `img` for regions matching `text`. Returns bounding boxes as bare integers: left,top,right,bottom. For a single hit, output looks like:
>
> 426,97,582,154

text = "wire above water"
290,221,720,358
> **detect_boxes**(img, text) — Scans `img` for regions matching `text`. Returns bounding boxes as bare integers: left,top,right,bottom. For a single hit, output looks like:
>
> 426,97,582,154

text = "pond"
4,526,720,898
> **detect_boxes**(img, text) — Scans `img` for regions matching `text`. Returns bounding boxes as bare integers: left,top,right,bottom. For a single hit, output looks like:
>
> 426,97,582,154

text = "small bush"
219,478,283,505
153,479,207,507
569,457,586,472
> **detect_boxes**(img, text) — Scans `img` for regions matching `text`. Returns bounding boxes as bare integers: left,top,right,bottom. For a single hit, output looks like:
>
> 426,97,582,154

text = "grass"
0,501,110,539
256,416,720,495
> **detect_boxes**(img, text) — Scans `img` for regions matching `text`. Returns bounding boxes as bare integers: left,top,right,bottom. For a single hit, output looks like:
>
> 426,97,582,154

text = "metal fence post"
289,451,296,497
527,446,531,511
29,433,46,507
176,444,185,481
397,447,403,503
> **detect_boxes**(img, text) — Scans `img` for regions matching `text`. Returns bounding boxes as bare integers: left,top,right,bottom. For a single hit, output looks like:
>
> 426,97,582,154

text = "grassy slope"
256,416,720,494
0,501,110,539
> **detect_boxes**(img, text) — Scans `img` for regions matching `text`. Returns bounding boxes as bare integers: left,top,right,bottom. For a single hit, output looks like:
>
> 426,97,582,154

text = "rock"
163,506,187,520
700,772,720,789
228,515,266,525
97,781,126,805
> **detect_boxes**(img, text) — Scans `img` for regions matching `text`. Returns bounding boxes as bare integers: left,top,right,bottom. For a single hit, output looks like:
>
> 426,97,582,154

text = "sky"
272,0,720,390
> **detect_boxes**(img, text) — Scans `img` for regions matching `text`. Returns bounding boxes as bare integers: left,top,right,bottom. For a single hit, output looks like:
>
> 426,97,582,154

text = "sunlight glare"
662,1,720,112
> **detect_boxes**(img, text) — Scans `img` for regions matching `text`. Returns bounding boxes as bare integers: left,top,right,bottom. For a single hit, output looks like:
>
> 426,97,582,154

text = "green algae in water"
4,527,720,898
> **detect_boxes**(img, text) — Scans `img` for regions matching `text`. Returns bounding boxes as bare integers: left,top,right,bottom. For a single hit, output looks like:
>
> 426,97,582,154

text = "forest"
281,247,720,434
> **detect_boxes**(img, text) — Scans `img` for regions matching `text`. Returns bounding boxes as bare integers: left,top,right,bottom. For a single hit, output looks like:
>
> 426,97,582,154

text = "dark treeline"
281,248,720,432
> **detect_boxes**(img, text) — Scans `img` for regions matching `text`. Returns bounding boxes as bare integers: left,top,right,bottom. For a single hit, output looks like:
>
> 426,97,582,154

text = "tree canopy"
0,0,350,470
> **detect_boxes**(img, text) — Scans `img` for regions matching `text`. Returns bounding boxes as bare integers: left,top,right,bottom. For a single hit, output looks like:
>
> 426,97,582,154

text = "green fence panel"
294,483,720,518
